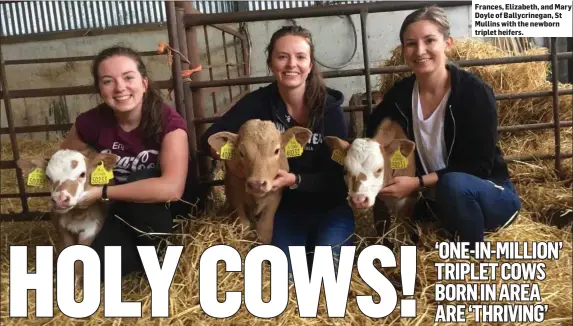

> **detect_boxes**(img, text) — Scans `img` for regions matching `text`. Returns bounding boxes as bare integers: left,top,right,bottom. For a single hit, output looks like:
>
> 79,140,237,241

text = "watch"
101,184,110,202
289,174,301,190
417,175,426,191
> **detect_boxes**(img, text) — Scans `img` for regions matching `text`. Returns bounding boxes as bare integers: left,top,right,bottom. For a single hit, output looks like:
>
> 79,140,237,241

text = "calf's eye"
80,172,86,178
274,148,279,155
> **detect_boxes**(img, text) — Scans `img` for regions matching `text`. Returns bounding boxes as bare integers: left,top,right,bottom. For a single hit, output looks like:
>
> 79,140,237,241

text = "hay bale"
375,38,572,126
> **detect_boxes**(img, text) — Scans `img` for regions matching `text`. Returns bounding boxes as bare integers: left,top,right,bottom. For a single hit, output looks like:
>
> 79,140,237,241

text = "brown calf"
208,119,312,244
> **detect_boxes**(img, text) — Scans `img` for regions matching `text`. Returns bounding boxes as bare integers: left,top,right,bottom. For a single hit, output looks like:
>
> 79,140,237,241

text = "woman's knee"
435,172,474,200
317,203,356,247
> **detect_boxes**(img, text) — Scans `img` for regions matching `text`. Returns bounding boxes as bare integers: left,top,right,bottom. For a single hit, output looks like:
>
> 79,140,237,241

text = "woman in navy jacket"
365,5,521,249
201,25,354,275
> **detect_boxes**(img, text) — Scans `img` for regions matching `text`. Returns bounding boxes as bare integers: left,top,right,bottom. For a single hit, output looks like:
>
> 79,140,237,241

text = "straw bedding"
1,39,572,325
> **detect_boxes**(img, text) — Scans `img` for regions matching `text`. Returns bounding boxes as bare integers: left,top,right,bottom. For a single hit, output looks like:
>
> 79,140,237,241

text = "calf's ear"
372,117,397,148
16,157,48,179
383,139,416,158
89,153,119,171
324,136,351,153
208,132,238,153
281,126,312,147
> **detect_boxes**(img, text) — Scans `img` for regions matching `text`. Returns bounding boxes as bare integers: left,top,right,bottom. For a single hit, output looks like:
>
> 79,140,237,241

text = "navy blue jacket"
366,63,510,186
200,82,349,213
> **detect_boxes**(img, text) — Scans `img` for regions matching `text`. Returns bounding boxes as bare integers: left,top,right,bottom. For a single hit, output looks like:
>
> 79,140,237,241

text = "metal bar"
505,152,573,163
0,212,49,222
0,37,29,214
203,24,217,114
359,9,371,137
2,53,570,99
0,123,72,134
189,89,249,124
233,36,241,81
165,1,186,120
495,89,573,101
175,3,199,180
1,160,18,169
180,5,247,41
240,25,250,92
550,37,563,179
184,1,471,27
498,121,572,132
211,23,246,42
185,52,573,89
4,51,161,65
222,31,233,102
0,192,50,199
184,1,209,179
0,79,172,99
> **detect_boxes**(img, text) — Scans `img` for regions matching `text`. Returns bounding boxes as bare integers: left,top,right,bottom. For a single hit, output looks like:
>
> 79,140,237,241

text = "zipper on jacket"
394,102,410,137
447,105,456,165
275,111,289,129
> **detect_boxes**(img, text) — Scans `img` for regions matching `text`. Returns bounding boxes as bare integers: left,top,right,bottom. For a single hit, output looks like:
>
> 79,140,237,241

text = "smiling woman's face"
401,19,452,76
268,34,313,90
97,55,149,113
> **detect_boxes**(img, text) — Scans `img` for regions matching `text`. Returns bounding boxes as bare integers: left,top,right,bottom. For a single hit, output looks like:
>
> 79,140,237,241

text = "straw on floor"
1,38,572,325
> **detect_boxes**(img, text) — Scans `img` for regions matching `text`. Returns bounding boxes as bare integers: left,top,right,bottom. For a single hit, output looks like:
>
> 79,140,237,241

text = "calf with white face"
325,118,418,244
17,149,118,253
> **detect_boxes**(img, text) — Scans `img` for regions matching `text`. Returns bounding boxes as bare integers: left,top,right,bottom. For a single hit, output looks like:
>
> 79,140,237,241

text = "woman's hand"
379,176,419,199
77,186,103,209
272,170,296,191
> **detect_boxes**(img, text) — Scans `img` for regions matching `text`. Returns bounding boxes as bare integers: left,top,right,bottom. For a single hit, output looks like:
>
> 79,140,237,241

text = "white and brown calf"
325,118,418,245
208,119,312,244
17,149,118,257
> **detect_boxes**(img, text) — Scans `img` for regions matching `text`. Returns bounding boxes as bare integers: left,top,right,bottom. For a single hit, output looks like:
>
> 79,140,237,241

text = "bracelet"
417,175,425,189
101,184,110,202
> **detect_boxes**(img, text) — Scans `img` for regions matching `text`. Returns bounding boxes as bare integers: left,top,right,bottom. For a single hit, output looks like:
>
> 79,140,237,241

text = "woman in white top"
365,5,521,250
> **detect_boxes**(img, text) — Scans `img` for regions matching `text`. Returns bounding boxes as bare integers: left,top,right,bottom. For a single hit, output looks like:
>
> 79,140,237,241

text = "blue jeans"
271,201,355,276
429,172,521,247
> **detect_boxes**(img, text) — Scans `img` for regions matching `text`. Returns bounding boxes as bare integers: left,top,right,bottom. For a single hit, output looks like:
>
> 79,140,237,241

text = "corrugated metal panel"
194,0,238,14
247,1,376,11
0,1,168,36
0,0,237,37
0,0,376,37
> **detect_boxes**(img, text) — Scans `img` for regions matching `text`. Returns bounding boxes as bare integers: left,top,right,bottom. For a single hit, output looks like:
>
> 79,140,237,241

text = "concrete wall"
1,5,473,143
1,23,243,142
243,5,473,105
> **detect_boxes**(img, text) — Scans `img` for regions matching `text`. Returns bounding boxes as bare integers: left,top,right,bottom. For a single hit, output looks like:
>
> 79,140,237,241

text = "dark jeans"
89,168,175,281
374,172,521,249
271,201,356,277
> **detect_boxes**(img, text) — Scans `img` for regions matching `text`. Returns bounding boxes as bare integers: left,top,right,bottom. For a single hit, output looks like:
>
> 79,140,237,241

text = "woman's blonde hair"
399,5,451,45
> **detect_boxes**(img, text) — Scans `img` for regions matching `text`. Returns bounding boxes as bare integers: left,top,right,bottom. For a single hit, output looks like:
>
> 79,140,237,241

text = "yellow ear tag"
331,149,346,165
390,147,408,170
91,161,114,185
219,141,235,160
285,135,304,158
27,168,47,187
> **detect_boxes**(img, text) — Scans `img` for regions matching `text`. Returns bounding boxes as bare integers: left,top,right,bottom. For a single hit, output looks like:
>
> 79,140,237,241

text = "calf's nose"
247,179,268,191
58,192,70,203
352,194,367,204
53,192,71,208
